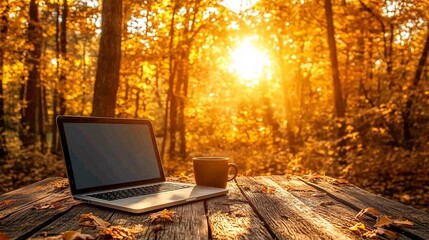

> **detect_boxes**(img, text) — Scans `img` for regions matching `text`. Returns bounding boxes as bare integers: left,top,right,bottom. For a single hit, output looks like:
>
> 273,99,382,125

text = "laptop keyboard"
88,183,192,201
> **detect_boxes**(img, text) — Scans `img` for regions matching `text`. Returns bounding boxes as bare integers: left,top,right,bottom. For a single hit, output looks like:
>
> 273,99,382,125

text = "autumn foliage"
0,0,428,212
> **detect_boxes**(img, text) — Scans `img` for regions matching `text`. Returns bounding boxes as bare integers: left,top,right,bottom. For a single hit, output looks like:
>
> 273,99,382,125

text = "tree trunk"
402,30,429,149
0,1,9,159
21,0,42,147
324,0,347,165
51,0,60,153
161,4,177,161
92,0,122,117
59,0,67,115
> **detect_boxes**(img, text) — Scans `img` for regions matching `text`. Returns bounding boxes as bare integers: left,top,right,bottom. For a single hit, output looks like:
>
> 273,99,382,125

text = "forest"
0,0,428,212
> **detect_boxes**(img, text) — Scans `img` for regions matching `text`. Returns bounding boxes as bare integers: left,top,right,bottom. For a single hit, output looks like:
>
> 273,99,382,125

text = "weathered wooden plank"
206,180,272,239
149,201,208,240
236,176,353,240
0,189,78,239
107,201,209,240
270,175,412,240
300,177,429,240
0,177,67,220
29,203,114,239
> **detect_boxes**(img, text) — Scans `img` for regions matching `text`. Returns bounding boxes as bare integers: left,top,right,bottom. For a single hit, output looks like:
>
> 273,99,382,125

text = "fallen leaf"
303,173,323,183
257,185,276,194
152,224,165,232
374,215,393,227
0,232,9,240
319,201,335,207
147,209,176,223
79,213,110,228
392,217,414,228
329,179,349,185
355,207,381,219
99,226,136,240
32,197,70,210
376,227,398,239
62,230,94,240
0,200,16,208
349,222,366,232
54,179,69,190
362,230,378,239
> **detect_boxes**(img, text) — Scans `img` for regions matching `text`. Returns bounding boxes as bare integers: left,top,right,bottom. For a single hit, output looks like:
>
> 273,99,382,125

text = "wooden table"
0,175,428,240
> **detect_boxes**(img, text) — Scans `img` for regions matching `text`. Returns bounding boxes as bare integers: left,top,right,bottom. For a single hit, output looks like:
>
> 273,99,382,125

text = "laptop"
56,115,227,213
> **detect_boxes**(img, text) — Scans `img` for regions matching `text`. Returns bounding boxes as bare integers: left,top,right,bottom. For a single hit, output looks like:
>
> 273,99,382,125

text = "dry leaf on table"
303,173,323,183
329,179,349,185
54,179,69,190
62,230,94,240
374,215,394,227
147,209,176,223
392,217,414,228
355,207,381,219
99,226,137,240
79,213,110,228
257,185,276,194
375,227,399,239
32,197,70,210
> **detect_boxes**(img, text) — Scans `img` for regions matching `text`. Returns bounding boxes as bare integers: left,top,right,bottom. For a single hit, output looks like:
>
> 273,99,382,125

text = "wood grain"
300,177,429,240
206,180,272,239
0,188,77,239
236,176,352,240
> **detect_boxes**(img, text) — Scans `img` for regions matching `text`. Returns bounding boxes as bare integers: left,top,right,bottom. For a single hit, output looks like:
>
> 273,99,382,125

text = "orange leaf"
147,209,176,223
349,222,366,232
329,179,349,185
99,226,137,240
79,213,110,228
62,230,94,240
392,218,414,228
374,215,393,227
257,185,276,194
355,207,381,219
362,230,378,239
376,227,398,239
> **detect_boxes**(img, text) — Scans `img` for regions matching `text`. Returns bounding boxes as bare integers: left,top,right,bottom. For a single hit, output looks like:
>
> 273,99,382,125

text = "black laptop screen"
63,122,162,191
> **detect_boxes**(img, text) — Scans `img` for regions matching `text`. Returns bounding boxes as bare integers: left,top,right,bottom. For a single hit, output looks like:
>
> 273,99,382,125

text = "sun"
229,39,270,87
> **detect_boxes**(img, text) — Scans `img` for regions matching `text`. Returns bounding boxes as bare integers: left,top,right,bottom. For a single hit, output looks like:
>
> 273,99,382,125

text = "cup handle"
227,163,238,181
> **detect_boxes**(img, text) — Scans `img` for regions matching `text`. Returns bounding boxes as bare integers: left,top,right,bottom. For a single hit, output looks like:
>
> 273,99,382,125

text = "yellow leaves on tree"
147,209,176,223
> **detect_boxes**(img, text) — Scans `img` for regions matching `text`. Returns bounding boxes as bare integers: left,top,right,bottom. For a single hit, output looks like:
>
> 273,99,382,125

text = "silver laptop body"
57,115,227,214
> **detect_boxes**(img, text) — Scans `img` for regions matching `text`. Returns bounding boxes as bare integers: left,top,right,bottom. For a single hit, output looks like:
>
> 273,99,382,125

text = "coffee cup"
193,157,238,188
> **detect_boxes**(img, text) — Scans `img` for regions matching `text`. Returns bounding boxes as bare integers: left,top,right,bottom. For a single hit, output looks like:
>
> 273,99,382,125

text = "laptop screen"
57,117,165,194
